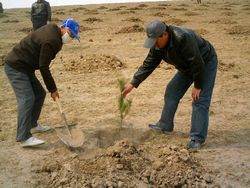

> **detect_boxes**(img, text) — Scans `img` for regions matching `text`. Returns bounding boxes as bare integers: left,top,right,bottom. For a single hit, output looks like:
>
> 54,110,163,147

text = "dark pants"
32,17,47,31
4,64,46,141
158,51,218,143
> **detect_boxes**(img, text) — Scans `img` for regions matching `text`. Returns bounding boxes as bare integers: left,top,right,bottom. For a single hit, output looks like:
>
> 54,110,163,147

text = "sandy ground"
0,0,250,187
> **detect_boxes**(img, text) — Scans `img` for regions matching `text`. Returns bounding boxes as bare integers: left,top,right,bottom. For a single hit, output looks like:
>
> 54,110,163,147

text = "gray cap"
144,20,166,48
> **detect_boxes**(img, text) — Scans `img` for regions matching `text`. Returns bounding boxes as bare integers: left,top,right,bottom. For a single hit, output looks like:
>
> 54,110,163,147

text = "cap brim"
143,37,157,48
69,28,80,42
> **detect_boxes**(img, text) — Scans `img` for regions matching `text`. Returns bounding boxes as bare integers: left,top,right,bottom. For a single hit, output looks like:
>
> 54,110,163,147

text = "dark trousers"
4,64,46,141
159,51,218,143
32,17,47,31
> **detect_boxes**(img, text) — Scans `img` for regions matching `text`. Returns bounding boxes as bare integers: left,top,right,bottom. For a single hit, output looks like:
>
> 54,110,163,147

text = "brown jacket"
5,23,62,92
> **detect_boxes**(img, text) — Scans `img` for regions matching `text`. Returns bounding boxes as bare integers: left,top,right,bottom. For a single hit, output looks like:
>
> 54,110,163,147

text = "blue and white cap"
61,18,80,42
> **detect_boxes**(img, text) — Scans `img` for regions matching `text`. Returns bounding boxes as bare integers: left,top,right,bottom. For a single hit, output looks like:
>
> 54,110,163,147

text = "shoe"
21,137,45,147
187,140,204,150
31,124,51,134
148,124,173,134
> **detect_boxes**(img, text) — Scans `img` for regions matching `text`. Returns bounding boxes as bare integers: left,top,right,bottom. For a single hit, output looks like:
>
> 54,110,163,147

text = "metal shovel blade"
55,98,84,148
55,126,84,148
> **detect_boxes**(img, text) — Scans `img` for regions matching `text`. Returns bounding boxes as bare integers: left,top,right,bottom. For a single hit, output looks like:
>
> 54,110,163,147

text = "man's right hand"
51,90,59,101
122,83,134,98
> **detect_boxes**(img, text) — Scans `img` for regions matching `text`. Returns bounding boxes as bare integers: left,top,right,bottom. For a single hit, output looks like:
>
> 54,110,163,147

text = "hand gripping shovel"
55,97,84,148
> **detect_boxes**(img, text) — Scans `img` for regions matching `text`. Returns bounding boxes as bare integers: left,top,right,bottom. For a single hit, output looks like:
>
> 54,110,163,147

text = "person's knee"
192,98,210,110
18,95,35,109
165,83,180,100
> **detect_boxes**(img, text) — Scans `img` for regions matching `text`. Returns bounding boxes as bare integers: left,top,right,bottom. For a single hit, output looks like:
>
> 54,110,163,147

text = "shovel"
55,97,84,148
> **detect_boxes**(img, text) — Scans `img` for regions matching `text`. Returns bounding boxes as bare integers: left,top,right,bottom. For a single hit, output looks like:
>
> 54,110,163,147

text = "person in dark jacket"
0,2,3,13
122,20,218,149
31,0,51,30
4,19,80,147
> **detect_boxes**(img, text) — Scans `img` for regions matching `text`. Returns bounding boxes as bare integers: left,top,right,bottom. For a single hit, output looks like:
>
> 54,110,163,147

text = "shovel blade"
55,128,84,148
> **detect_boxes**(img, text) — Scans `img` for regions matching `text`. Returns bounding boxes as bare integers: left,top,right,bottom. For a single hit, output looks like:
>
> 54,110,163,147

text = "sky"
1,0,172,9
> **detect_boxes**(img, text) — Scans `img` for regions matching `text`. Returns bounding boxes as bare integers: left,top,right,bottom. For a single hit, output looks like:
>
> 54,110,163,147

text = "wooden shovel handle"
55,97,63,114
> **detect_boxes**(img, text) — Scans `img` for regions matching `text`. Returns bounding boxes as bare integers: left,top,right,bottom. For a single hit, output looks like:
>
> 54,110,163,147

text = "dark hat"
144,20,166,48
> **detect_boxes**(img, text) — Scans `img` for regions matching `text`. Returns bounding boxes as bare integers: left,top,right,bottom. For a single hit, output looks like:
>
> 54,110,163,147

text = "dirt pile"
64,54,126,73
227,25,250,35
83,17,103,23
164,18,187,26
122,17,143,23
116,25,144,34
37,139,215,187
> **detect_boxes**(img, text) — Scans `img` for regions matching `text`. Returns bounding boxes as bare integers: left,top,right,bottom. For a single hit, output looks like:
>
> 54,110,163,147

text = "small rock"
106,181,117,187
51,172,58,180
116,163,124,170
59,178,69,185
170,145,178,151
153,161,164,171
117,181,124,188
204,174,213,183
225,185,233,188
63,163,73,172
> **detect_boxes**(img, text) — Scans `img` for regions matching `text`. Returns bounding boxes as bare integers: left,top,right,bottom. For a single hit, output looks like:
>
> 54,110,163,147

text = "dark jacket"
31,0,51,22
131,25,215,89
0,2,3,13
5,23,62,92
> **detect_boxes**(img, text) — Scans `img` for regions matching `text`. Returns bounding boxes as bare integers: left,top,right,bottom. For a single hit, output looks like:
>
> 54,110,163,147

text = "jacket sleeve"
131,48,162,88
39,42,57,92
179,33,205,89
46,2,51,21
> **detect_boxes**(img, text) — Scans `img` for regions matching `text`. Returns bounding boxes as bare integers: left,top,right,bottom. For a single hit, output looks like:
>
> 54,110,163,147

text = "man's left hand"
192,87,201,101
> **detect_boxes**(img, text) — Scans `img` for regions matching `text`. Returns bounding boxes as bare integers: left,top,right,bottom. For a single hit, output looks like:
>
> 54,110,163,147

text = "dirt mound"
138,4,148,8
221,11,236,16
127,7,143,11
54,10,65,15
172,7,187,11
80,26,94,31
152,12,169,17
116,24,144,34
52,17,63,22
108,7,122,11
64,54,126,73
72,7,89,12
18,27,32,33
194,28,209,36
37,139,215,187
83,17,103,23
184,11,199,16
209,18,237,24
218,60,235,72
2,19,19,23
227,25,250,35
122,17,143,23
165,18,187,26
98,6,108,10
148,6,166,10
117,10,135,15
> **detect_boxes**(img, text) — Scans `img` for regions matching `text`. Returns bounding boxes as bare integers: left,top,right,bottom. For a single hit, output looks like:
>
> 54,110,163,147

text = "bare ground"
0,0,250,187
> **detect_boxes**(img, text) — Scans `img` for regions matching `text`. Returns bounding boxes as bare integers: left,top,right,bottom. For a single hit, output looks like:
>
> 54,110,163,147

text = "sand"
0,0,250,187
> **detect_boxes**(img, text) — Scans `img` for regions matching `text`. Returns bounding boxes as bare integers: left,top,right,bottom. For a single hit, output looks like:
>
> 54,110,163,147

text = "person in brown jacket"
4,19,80,147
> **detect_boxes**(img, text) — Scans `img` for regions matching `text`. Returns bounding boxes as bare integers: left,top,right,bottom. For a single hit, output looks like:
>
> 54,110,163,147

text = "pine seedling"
118,79,132,127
